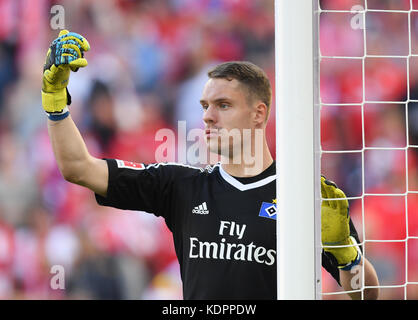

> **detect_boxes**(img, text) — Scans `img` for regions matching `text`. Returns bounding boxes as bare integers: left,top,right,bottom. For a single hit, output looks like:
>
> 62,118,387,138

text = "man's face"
200,78,256,157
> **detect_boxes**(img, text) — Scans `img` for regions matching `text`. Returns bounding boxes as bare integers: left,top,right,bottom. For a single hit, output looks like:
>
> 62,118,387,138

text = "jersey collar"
218,164,277,191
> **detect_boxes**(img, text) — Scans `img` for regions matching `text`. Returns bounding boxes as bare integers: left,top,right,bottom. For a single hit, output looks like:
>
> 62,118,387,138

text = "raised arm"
42,30,108,197
47,116,108,197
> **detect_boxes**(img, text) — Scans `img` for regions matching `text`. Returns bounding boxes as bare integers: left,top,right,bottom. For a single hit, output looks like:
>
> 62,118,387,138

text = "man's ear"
253,102,268,127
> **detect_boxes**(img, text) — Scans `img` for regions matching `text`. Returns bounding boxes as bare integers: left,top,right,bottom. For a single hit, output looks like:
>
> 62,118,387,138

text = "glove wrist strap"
339,251,361,271
46,106,70,121
337,236,362,271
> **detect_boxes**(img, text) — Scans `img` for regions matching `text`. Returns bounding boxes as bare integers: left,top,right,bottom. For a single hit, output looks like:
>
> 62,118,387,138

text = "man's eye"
220,104,229,109
202,105,208,110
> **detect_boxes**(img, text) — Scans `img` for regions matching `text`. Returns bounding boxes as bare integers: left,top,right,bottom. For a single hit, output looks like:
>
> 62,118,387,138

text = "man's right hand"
42,29,90,115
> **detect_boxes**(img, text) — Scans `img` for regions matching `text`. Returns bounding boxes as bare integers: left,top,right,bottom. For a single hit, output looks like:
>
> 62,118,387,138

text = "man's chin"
206,139,221,155
207,140,235,160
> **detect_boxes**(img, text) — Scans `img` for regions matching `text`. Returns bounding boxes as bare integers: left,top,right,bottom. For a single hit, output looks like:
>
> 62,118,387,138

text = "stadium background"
0,0,416,299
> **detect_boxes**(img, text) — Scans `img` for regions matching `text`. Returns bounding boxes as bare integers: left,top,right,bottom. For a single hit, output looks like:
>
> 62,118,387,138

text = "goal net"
276,0,418,300
319,0,418,300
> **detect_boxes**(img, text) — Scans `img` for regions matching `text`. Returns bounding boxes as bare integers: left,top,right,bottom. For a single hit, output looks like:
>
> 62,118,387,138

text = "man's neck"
220,140,273,178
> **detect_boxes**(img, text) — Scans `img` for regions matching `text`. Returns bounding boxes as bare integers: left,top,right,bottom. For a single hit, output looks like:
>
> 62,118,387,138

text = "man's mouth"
205,128,219,138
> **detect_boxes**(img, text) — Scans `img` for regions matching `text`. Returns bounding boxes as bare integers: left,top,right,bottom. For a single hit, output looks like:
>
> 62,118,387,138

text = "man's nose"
203,105,217,125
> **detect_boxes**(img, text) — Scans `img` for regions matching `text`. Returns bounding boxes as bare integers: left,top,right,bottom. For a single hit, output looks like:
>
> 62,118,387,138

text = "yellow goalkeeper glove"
42,29,90,120
321,176,361,270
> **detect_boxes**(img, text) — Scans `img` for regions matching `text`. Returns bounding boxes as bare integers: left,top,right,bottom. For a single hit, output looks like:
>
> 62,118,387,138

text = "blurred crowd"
0,0,416,300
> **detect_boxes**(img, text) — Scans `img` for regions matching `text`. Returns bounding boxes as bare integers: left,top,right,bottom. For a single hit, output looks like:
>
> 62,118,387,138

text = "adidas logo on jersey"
192,202,209,215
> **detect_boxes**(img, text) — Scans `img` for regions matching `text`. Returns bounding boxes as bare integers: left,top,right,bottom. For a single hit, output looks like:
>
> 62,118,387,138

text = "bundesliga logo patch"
258,199,277,220
116,159,145,170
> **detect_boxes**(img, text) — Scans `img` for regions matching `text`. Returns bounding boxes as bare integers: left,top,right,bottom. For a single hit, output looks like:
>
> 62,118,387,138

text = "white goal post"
275,0,322,299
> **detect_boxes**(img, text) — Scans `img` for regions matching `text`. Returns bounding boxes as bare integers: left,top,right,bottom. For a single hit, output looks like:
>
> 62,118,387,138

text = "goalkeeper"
43,30,379,300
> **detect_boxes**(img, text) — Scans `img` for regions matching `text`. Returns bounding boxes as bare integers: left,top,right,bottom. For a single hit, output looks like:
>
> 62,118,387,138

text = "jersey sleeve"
94,159,179,223
321,218,362,286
